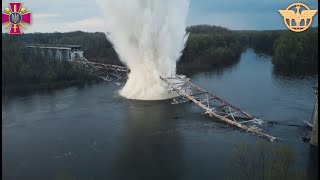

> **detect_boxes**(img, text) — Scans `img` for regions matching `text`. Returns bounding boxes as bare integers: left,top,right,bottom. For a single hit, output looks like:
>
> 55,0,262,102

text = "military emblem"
279,3,317,33
2,2,32,35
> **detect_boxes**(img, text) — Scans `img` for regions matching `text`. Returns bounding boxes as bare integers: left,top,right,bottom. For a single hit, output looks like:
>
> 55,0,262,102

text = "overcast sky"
2,0,318,33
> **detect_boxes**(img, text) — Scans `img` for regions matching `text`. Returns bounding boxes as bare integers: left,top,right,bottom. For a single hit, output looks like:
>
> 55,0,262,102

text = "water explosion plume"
98,0,190,100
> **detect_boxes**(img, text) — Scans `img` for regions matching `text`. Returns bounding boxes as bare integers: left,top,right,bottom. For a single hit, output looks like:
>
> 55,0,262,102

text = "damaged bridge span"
72,59,278,142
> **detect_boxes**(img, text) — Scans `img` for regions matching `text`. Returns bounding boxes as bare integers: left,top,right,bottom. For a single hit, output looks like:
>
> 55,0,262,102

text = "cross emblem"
2,2,31,35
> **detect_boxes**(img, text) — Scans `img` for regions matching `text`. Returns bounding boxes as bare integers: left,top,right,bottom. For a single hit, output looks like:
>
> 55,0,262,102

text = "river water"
2,49,318,180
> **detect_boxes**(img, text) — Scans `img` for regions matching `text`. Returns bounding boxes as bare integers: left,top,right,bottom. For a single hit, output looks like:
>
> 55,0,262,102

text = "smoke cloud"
98,0,189,100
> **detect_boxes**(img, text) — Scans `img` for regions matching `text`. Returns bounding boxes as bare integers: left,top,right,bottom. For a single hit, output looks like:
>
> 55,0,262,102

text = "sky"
1,0,318,33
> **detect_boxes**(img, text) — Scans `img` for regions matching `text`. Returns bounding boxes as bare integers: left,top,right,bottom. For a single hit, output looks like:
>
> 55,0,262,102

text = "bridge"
26,44,84,61
71,58,278,142
25,44,278,141
161,76,277,141
71,57,128,81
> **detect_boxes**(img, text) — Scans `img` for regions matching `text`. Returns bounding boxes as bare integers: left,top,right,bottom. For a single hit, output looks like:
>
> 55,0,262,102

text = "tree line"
185,25,318,69
179,25,243,68
234,27,318,68
2,35,97,92
2,25,318,91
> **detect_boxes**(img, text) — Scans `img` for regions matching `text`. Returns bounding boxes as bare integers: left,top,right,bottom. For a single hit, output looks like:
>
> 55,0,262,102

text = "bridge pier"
57,49,62,61
45,49,50,60
61,49,69,61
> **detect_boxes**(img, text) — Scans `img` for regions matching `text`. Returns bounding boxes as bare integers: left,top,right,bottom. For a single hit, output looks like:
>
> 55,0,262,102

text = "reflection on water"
273,66,318,78
112,100,184,180
177,61,240,78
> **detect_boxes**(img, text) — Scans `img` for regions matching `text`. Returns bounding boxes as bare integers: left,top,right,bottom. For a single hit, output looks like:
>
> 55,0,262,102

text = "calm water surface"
2,49,318,180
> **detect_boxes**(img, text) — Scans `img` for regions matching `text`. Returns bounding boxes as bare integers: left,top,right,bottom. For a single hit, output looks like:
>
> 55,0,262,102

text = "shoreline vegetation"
2,25,318,93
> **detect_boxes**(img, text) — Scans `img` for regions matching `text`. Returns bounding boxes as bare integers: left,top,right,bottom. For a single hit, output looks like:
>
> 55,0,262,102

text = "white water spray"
98,0,189,100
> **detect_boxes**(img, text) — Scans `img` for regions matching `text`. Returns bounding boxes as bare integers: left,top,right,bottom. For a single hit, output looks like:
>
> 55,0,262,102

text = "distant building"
25,44,85,61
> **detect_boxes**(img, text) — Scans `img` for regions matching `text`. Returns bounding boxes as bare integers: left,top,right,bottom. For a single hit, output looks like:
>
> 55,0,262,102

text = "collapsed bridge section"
161,75,278,142
69,59,278,141
72,58,128,81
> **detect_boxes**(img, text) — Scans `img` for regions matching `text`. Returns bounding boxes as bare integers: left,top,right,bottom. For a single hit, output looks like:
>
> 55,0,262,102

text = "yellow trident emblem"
279,3,317,33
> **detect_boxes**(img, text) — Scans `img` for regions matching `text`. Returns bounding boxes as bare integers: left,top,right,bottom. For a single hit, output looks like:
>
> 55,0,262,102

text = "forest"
234,27,318,68
2,37,97,92
2,25,318,92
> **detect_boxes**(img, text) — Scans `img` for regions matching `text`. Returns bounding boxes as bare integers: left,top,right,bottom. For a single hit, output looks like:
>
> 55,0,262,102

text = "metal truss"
161,75,278,142
69,58,278,141
71,58,128,81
